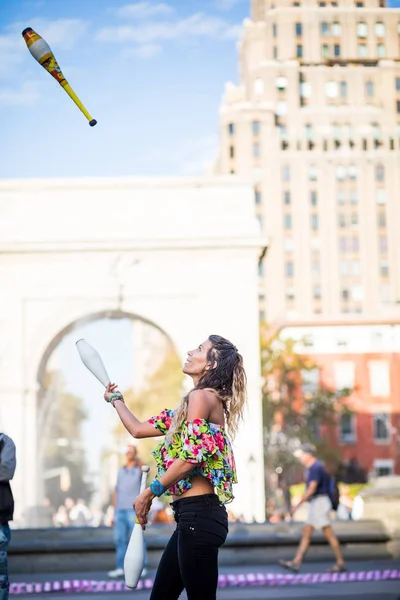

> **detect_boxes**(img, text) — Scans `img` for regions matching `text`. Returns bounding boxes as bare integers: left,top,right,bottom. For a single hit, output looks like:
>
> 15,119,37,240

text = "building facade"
279,320,400,476
217,0,400,323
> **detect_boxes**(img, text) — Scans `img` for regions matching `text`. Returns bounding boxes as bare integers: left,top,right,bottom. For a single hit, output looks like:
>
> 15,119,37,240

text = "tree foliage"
261,324,351,482
43,372,92,508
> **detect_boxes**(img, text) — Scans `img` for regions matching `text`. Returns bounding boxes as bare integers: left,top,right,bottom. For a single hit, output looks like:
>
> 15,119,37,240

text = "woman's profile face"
182,339,214,376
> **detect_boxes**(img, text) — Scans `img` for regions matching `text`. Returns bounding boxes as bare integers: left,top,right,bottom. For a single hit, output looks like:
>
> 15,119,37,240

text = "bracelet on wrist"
108,394,125,408
149,479,165,497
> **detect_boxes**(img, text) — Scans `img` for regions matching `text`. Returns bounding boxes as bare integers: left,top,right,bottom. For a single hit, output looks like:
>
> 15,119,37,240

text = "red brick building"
278,320,400,477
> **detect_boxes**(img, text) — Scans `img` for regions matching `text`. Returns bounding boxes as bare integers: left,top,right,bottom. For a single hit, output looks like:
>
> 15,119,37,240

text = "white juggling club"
124,465,151,588
75,339,111,387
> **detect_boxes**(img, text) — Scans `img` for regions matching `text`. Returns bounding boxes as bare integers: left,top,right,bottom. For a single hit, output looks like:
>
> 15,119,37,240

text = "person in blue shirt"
279,443,346,573
0,433,16,600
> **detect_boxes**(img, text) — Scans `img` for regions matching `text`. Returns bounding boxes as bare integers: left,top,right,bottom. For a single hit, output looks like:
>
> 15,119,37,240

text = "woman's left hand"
133,489,154,530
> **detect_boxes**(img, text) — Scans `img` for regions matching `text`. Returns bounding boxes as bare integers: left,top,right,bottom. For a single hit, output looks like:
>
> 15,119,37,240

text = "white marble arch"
0,176,266,524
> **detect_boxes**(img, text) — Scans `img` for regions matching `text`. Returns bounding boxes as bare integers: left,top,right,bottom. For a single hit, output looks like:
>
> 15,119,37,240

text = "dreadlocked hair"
168,334,247,441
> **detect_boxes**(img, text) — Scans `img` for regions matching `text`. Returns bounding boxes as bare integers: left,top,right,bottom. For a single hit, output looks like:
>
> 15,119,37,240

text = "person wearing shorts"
279,444,346,574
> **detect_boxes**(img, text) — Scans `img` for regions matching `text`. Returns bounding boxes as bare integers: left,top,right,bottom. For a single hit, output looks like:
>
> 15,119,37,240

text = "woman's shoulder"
188,388,220,407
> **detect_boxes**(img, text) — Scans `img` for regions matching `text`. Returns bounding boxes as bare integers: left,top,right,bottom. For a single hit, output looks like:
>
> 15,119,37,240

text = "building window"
229,146,235,158
365,81,374,96
252,120,260,136
284,191,291,205
255,189,262,205
375,22,386,38
335,165,346,180
282,165,290,181
321,22,329,36
310,191,318,206
284,214,292,229
334,44,341,57
273,46,278,59
378,212,386,228
305,124,314,140
358,44,368,58
322,44,329,58
377,44,386,58
332,21,341,37
258,262,264,277
349,165,358,180
373,413,391,443
312,260,320,276
308,165,318,181
376,189,387,205
396,77,400,92
374,459,394,477
357,22,367,38
352,236,359,253
297,45,303,58
273,23,277,37
338,214,346,228
311,214,319,230
339,414,356,444
295,22,303,36
278,125,288,141
340,81,347,98
339,237,347,253
352,259,361,276
285,261,294,277
301,368,319,395
253,142,260,157
397,101,400,114
257,215,263,229
350,191,358,205
351,213,358,226
341,287,349,301
369,361,390,397
337,190,346,205
228,123,235,135
313,285,321,299
380,259,389,277
379,236,388,253
340,260,348,277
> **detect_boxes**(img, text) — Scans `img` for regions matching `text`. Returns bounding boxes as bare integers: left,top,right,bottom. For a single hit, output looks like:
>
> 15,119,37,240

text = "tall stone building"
217,0,400,324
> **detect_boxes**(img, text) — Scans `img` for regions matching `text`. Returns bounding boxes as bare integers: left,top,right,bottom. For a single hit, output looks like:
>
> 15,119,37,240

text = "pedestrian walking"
0,433,16,600
104,334,247,600
279,443,347,573
108,445,147,579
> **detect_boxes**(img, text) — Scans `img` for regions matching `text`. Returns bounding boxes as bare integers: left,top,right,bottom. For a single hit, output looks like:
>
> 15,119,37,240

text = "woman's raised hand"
104,382,120,403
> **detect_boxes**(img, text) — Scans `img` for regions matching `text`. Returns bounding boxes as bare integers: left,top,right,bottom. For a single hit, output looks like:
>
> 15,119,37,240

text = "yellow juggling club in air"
22,27,97,127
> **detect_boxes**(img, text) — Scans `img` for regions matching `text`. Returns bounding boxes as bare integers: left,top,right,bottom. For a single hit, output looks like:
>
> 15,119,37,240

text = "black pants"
150,494,228,600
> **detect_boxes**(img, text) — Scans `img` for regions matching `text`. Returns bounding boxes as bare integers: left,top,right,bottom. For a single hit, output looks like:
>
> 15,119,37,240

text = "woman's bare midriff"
173,474,214,501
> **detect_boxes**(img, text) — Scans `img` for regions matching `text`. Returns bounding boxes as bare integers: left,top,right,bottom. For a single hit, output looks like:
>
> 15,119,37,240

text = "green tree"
261,324,351,484
43,372,92,508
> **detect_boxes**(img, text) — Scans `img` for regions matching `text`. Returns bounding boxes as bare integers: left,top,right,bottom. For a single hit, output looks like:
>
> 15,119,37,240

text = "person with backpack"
0,433,16,600
279,443,346,574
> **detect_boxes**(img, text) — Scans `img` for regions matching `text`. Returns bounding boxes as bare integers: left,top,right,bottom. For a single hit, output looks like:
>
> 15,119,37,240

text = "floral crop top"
149,409,237,504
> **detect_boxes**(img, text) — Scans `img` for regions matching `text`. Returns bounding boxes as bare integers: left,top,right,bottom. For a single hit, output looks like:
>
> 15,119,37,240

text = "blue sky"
1,0,400,179
0,0,249,179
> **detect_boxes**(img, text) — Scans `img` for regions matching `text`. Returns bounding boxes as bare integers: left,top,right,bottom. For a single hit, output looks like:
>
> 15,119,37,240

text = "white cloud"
117,2,174,19
0,19,88,79
122,43,162,59
0,81,40,106
97,13,241,45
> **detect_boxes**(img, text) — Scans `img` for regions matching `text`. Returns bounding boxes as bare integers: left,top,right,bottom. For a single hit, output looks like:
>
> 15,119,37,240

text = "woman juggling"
104,334,247,600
